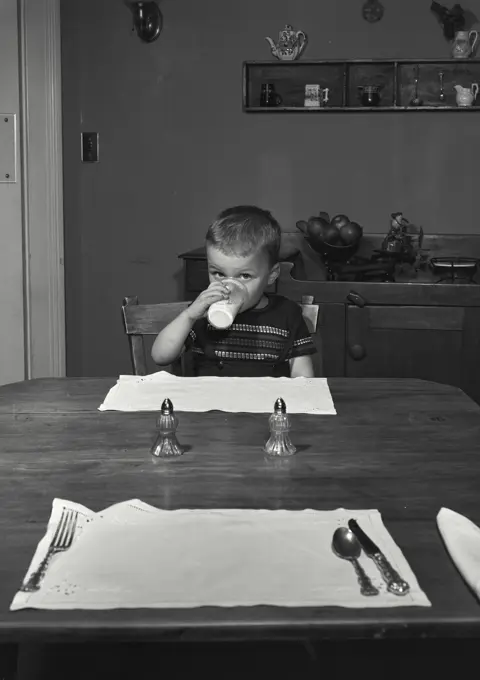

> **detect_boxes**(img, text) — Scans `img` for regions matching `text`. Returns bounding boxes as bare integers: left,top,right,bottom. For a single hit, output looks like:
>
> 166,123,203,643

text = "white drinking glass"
207,278,248,329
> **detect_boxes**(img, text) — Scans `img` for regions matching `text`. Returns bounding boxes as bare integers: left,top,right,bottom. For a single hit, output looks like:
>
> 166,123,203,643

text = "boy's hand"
186,281,230,322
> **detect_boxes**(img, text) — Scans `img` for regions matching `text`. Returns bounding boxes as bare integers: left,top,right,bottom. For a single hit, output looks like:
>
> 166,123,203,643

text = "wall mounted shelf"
243,59,480,112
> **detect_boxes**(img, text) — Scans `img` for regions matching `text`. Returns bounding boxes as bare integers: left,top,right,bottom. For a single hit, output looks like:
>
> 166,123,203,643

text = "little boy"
151,205,317,377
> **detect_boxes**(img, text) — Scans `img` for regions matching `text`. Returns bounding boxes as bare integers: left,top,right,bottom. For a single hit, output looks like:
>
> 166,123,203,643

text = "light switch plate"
0,114,16,183
81,132,99,162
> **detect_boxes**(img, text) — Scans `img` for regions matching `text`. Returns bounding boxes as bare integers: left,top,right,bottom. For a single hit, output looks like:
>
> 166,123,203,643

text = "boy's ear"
268,262,280,285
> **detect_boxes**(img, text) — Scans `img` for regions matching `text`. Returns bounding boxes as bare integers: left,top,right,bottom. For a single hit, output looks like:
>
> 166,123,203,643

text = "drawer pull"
347,291,366,308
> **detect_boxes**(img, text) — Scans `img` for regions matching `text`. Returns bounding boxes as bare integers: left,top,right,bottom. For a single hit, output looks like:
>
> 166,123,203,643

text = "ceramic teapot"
454,83,479,106
451,30,479,59
265,24,307,61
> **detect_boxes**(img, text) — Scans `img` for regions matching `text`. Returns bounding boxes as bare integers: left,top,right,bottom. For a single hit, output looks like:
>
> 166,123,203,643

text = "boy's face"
206,245,280,311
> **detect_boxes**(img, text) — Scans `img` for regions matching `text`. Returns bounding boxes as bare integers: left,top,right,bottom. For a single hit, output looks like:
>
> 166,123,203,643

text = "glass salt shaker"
263,397,297,457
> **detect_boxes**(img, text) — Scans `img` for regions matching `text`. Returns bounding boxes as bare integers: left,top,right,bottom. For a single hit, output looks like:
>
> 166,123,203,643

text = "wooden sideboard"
178,234,480,404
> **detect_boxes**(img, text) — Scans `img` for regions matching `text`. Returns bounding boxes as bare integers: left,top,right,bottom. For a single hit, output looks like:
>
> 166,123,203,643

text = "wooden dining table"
0,375,480,656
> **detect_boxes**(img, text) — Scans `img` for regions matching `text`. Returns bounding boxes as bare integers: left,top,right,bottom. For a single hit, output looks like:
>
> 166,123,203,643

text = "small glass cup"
260,84,283,107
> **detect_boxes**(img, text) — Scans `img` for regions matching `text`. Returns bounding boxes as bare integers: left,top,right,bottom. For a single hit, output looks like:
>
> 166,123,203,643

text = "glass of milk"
207,278,248,329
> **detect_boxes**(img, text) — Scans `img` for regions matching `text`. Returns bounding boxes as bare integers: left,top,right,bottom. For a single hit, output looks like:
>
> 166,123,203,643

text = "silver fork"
20,508,78,592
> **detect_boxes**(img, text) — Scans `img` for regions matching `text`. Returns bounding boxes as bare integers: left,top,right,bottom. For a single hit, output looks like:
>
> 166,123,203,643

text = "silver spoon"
332,527,379,596
439,70,446,103
410,65,423,107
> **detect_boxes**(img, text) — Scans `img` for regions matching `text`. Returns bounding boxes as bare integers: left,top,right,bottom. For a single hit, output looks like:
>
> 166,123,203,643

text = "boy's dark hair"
205,205,281,267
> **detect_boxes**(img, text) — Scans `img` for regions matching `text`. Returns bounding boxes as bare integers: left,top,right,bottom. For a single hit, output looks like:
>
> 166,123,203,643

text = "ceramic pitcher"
451,30,479,59
454,83,479,106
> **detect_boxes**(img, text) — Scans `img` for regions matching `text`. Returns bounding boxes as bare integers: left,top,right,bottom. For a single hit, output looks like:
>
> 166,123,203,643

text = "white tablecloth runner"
11,499,430,610
98,372,337,414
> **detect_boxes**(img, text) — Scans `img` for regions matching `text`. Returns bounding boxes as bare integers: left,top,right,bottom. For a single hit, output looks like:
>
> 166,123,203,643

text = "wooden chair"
122,295,323,377
122,296,192,376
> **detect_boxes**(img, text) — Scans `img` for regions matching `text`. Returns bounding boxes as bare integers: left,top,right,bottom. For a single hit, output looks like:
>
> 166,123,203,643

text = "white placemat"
98,372,337,414
11,499,430,610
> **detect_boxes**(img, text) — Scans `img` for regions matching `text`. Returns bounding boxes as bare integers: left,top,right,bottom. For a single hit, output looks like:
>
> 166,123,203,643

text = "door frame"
19,0,65,378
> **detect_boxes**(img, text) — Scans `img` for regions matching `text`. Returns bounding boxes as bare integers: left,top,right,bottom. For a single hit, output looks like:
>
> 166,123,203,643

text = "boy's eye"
240,274,251,280
211,271,223,277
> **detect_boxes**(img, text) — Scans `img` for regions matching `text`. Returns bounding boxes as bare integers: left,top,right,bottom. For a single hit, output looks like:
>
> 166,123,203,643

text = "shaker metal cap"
161,398,173,414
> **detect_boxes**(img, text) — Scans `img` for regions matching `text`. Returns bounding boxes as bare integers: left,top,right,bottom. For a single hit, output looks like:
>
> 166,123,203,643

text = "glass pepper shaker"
263,397,297,457
151,398,184,457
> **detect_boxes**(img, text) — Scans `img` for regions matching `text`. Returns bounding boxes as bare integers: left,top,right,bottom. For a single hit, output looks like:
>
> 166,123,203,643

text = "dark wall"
61,0,480,377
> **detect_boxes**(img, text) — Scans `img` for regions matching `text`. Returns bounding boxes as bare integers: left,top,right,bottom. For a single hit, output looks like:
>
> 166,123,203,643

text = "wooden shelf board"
244,106,480,112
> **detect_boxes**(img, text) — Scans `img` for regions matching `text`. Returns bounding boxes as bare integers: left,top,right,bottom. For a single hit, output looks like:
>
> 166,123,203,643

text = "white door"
0,0,65,386
0,0,24,385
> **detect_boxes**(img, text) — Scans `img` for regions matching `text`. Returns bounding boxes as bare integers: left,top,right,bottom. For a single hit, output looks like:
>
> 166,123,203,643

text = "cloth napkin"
437,507,480,599
98,372,337,414
11,499,430,611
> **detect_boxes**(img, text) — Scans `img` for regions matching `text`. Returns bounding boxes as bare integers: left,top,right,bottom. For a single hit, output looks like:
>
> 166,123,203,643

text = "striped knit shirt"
186,294,316,377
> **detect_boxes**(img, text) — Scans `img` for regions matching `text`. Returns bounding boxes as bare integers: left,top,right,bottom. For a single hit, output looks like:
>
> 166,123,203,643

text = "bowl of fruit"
296,212,363,262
